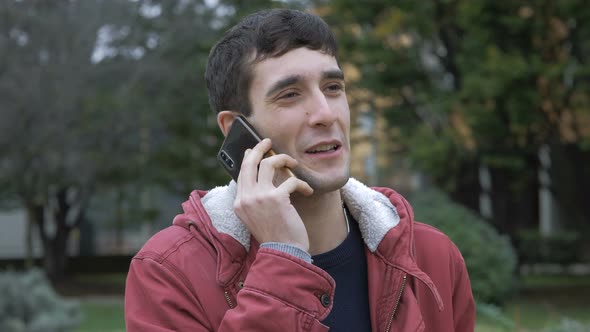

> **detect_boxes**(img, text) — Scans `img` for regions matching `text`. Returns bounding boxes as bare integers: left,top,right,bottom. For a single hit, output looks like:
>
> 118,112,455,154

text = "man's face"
246,47,351,194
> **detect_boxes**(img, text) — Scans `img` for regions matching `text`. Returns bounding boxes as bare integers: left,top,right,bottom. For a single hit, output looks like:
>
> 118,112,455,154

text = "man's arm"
125,257,209,331
218,248,333,331
451,244,476,331
125,248,334,331
125,138,324,331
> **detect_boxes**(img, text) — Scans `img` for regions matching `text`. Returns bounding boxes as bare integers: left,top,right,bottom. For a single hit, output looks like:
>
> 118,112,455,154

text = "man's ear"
217,111,238,137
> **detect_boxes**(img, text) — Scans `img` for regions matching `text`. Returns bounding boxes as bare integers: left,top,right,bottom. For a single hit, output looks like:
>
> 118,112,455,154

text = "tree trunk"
43,233,69,282
41,211,76,282
487,157,539,237
30,186,87,282
115,189,125,252
448,159,480,215
25,213,34,269
23,202,44,269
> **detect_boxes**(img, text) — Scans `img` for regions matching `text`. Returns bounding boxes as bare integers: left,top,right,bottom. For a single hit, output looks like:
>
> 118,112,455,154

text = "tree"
317,0,590,235
118,0,281,196
0,0,305,281
0,0,140,280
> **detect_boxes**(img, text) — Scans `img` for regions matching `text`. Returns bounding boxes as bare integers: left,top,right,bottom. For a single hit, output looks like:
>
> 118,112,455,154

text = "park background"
1,0,589,331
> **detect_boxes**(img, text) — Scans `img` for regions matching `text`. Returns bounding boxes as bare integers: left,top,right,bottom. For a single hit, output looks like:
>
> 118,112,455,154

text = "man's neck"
292,190,348,255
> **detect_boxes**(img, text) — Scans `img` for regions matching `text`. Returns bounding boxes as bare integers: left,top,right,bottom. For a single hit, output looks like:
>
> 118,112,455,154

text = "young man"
125,8,475,332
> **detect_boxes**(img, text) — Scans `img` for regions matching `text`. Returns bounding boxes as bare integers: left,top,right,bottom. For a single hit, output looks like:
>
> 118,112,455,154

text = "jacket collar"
199,178,400,253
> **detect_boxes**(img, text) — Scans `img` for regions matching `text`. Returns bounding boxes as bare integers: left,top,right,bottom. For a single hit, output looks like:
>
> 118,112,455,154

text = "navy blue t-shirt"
312,208,372,331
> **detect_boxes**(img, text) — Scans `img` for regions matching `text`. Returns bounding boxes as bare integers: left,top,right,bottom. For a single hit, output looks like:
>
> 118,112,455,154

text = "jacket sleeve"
125,255,211,331
219,249,334,331
125,248,335,332
450,244,476,331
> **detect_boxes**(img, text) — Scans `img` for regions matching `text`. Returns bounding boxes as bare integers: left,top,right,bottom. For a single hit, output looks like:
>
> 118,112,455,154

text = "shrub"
475,302,514,331
409,189,517,304
0,268,81,332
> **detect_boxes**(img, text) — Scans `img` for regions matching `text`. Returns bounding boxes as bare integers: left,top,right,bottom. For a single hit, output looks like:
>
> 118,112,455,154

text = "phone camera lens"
220,151,234,168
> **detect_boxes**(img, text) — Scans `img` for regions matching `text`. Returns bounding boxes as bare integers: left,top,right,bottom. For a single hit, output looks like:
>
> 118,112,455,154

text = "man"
125,8,475,331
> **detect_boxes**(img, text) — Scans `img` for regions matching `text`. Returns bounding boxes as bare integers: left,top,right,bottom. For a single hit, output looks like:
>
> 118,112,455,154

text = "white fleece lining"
201,178,400,252
201,181,251,249
341,178,400,251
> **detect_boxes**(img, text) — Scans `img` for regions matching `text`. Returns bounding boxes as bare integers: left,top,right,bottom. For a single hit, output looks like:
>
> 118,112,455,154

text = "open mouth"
306,144,340,154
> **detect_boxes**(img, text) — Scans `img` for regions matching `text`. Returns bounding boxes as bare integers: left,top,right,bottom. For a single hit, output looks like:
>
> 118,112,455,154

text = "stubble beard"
293,161,351,195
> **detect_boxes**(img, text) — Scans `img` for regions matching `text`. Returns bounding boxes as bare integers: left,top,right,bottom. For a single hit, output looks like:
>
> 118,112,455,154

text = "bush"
0,269,81,332
475,302,514,331
409,189,517,304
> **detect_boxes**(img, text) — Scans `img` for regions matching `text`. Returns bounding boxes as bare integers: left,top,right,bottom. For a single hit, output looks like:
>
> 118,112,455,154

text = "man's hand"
233,138,314,252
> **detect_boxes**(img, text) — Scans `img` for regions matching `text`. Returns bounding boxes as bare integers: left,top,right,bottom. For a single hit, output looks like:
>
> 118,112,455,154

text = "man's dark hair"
205,8,339,115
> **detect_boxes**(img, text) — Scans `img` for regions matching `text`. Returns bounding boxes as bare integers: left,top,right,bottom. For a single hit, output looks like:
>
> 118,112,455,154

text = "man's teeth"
308,144,337,153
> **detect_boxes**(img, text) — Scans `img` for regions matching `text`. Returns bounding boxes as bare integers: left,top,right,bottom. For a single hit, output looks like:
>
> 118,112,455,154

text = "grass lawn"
76,297,125,332
60,273,127,332
476,275,590,331
71,274,590,332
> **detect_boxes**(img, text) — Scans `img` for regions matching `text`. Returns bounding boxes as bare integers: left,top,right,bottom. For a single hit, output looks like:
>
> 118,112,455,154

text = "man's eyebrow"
323,69,344,81
265,75,302,98
264,69,345,99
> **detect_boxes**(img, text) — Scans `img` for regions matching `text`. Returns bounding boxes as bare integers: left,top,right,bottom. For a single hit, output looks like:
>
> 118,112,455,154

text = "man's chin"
295,169,350,195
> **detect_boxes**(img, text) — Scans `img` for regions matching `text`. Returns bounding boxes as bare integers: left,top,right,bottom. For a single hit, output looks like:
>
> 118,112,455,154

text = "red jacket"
125,178,475,331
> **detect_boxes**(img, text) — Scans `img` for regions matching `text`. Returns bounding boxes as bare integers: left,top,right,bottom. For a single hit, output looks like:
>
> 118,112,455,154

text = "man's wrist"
260,242,312,263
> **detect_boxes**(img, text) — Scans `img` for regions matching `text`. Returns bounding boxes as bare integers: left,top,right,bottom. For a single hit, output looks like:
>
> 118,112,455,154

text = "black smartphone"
217,115,294,181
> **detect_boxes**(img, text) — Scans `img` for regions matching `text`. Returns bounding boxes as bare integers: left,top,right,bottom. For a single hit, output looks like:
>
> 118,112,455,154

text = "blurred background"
1,0,589,331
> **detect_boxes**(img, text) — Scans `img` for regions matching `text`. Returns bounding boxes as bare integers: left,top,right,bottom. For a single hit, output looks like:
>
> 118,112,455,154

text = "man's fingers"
277,177,314,197
258,154,298,185
238,138,272,186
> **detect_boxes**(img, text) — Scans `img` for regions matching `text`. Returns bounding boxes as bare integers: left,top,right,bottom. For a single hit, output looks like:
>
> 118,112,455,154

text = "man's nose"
307,92,337,127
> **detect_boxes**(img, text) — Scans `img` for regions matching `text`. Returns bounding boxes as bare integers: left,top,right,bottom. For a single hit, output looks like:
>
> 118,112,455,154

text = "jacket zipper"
224,290,234,309
385,274,407,332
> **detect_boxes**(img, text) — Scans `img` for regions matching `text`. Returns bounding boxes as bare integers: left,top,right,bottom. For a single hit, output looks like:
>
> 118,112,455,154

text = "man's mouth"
306,144,339,154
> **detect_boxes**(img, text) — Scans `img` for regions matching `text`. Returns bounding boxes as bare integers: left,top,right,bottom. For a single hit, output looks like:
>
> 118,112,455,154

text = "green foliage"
475,302,514,332
408,127,469,192
321,0,590,235
410,189,517,304
0,0,150,280
0,269,81,332
517,230,582,265
120,0,279,194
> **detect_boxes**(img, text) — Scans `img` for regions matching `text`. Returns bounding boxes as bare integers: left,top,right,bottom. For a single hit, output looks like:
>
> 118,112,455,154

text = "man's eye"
279,91,299,99
326,83,344,92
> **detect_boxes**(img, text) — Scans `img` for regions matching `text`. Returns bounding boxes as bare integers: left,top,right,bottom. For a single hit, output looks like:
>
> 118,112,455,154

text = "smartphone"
217,115,295,181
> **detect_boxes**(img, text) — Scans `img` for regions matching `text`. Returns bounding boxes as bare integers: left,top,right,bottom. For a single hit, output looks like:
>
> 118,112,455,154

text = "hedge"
409,189,517,304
